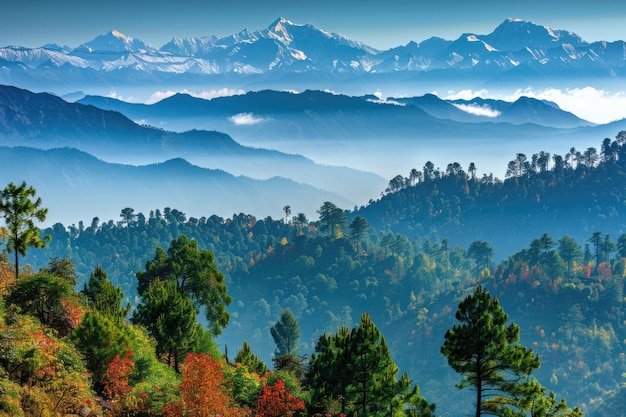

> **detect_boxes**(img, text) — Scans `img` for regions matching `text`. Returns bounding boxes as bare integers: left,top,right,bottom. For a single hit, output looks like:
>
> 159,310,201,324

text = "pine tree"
0,181,50,283
270,308,301,357
308,313,433,417
131,280,198,373
82,265,130,326
441,286,545,417
307,328,351,415
136,234,232,336
234,341,267,375
70,310,131,390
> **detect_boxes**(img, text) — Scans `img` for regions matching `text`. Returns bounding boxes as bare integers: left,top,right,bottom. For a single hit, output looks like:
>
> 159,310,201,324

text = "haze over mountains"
3,80,626,227
0,84,374,225
1,17,625,97
76,86,626,179
1,17,626,225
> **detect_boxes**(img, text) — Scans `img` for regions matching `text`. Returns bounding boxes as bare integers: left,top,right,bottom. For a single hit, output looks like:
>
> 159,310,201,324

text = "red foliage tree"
102,350,134,400
255,379,305,417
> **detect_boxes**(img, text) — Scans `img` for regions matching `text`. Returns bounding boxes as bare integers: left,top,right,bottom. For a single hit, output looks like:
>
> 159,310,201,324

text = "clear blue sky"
3,0,625,49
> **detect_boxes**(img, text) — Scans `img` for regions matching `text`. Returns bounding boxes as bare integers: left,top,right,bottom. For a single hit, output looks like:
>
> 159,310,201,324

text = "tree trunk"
14,249,19,284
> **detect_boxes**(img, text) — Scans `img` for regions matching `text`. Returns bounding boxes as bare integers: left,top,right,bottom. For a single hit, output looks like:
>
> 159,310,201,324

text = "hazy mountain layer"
76,88,626,181
0,146,352,226
0,84,386,222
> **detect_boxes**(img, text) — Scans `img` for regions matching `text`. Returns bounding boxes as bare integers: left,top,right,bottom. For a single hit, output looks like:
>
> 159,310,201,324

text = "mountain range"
4,82,626,228
75,87,626,181
1,18,625,95
0,84,383,224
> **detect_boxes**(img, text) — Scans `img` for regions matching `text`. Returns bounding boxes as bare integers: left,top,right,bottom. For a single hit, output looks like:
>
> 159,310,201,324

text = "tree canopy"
136,234,232,335
308,313,434,417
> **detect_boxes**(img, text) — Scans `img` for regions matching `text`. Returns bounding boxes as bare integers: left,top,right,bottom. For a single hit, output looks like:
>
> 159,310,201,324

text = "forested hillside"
4,132,626,416
359,131,626,257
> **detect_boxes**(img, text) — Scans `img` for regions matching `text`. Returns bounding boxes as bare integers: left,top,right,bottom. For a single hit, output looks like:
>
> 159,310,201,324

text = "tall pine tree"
441,286,579,417
308,313,433,417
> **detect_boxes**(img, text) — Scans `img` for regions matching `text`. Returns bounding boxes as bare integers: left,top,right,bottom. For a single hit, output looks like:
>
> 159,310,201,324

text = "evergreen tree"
349,215,370,250
318,201,346,237
0,181,50,283
467,241,494,276
82,265,131,326
235,341,267,375
588,231,602,273
441,286,541,417
308,313,433,417
307,327,352,416
558,236,582,280
131,279,199,373
270,308,301,357
71,310,132,390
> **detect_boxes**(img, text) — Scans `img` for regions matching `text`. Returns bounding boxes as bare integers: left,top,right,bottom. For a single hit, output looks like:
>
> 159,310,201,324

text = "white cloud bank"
445,87,626,125
453,103,501,118
229,113,267,126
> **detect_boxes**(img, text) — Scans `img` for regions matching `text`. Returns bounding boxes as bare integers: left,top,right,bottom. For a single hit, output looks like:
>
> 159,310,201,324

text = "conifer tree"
83,265,130,326
440,285,577,417
136,234,232,336
0,181,50,283
308,313,434,417
71,310,132,390
270,308,301,357
131,279,198,373
235,341,267,375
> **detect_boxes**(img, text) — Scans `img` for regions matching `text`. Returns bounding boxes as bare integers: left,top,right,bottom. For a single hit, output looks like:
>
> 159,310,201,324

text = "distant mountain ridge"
72,86,626,185
1,17,625,93
0,146,352,226
0,84,386,223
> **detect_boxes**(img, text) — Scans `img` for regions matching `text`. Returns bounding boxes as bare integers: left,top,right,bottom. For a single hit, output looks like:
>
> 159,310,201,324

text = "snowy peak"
74,30,155,54
264,16,376,53
268,17,296,31
484,18,587,51
1,17,624,89
267,17,299,45
160,35,218,56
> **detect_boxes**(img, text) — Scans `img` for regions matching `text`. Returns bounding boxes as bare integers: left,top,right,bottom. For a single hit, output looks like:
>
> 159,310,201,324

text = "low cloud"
229,113,267,126
146,88,245,104
506,87,626,124
453,103,501,118
107,90,136,102
445,87,626,125
444,89,490,100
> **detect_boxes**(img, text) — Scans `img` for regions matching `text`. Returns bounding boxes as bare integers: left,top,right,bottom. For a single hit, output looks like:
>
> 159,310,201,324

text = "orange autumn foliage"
58,296,85,335
0,255,14,296
168,352,248,417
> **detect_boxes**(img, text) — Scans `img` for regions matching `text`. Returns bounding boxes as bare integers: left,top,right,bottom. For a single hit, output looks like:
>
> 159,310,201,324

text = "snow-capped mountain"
0,17,624,93
73,30,156,54
483,18,586,51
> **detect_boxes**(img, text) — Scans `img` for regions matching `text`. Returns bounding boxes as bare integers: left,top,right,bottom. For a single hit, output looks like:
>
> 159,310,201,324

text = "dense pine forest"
3,133,626,416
